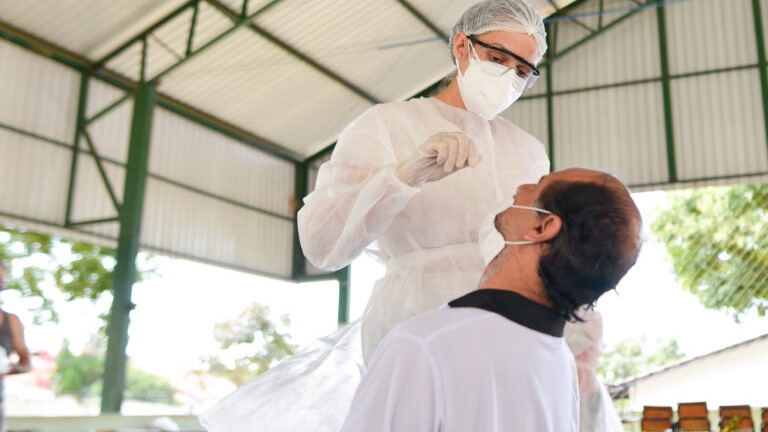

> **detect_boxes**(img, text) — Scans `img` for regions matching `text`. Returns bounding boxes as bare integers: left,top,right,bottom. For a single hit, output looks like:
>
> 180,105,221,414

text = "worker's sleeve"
297,107,420,270
340,332,442,432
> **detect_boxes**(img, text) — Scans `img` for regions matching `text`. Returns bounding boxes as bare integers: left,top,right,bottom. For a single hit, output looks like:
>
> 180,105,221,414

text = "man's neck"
479,257,553,309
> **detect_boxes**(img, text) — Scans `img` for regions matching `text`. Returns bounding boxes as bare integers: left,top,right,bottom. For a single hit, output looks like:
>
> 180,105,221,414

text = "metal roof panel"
159,27,374,157
0,0,188,59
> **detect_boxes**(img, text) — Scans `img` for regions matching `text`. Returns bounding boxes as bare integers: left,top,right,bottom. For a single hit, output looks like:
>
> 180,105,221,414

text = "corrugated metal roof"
0,0,188,58
0,0,579,159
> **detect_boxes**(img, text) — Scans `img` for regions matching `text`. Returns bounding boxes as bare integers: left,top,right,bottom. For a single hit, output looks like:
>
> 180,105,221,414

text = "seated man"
340,168,643,432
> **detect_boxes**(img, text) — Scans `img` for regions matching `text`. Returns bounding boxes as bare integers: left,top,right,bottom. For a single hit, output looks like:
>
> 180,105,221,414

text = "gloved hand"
395,132,482,186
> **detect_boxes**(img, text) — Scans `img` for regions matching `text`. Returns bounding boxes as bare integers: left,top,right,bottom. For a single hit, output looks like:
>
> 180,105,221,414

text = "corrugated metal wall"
144,108,295,276
503,0,768,189
0,38,296,278
0,39,78,225
667,0,768,182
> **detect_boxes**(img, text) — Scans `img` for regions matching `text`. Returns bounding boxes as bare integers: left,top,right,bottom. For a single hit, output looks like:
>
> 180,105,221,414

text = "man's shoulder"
391,307,496,342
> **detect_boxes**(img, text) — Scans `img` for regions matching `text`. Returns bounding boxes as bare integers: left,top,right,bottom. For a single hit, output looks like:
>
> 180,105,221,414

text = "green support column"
545,20,556,172
101,83,156,413
292,161,308,279
752,0,768,151
336,266,351,326
656,1,678,182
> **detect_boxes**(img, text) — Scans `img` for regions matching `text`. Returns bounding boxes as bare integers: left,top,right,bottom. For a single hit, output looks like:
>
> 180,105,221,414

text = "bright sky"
10,190,768,385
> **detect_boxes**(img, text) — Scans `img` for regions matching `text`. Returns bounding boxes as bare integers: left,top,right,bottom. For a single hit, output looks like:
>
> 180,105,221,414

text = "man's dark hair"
536,178,642,321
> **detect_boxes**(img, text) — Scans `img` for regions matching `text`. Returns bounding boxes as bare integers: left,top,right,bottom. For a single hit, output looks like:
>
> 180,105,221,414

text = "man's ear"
526,214,562,242
453,32,468,64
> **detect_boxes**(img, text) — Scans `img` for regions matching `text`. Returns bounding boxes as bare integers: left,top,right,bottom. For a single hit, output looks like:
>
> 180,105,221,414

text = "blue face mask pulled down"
478,204,553,265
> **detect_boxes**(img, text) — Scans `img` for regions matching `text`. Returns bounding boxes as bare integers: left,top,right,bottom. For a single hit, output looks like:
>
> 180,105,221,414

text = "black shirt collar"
448,289,566,337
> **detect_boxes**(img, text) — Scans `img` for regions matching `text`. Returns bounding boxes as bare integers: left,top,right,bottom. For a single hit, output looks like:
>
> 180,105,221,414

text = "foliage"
125,366,177,404
199,303,297,386
598,337,685,384
54,340,104,399
53,338,176,404
0,224,155,325
651,184,768,320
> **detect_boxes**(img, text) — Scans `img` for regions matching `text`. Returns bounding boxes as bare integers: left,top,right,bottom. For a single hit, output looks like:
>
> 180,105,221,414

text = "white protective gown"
199,97,549,432
299,97,549,362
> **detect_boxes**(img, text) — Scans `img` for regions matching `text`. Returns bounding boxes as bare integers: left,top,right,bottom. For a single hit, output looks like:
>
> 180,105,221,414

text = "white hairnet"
449,0,548,64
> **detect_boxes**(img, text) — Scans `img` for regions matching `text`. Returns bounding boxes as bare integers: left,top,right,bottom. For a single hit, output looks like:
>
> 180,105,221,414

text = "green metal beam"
149,0,286,84
336,266,351,326
151,171,293,220
540,6,642,68
545,65,555,172
520,63,761,101
95,1,197,68
0,21,95,74
101,83,156,414
205,0,380,104
305,145,335,166
292,161,308,279
569,16,596,35
629,170,768,190
66,217,120,227
187,0,200,57
156,96,302,161
139,38,148,83
655,0,677,183
65,74,89,227
0,209,310,283
546,0,590,22
545,19,556,171
397,0,448,42
598,0,605,29
86,94,131,125
752,0,768,153
81,129,121,213
0,122,70,148
546,0,560,11
0,118,292,223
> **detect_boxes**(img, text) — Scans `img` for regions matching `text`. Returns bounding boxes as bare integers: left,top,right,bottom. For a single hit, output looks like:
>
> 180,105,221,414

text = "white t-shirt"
341,289,580,432
200,99,550,432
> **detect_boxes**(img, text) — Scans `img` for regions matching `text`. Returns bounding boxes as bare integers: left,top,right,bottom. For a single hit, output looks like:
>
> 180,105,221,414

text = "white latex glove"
395,132,482,186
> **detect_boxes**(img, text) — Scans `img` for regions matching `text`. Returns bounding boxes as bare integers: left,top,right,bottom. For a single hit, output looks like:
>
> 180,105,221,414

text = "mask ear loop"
504,240,535,246
500,205,554,246
456,38,480,79
466,38,482,62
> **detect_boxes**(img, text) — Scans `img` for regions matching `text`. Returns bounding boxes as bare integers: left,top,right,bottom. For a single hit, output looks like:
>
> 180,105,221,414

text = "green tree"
0,224,154,325
598,337,685,384
200,303,297,386
54,340,104,400
53,338,176,404
125,366,177,404
651,184,768,319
